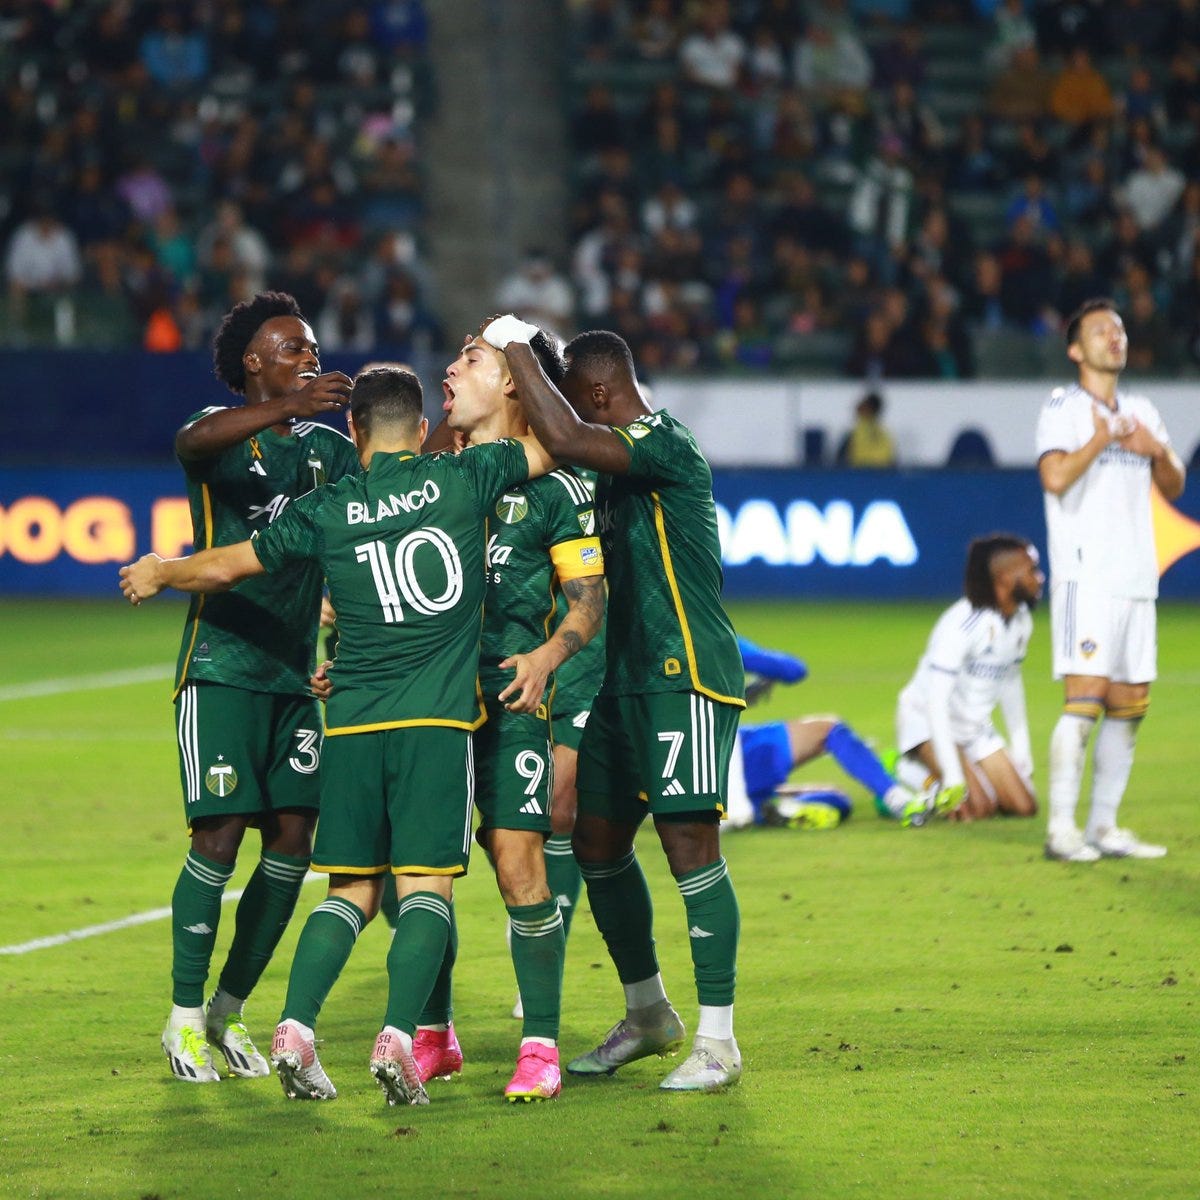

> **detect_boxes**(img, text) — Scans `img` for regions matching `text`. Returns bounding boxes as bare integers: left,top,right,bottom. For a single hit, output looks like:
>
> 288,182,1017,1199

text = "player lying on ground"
725,638,962,830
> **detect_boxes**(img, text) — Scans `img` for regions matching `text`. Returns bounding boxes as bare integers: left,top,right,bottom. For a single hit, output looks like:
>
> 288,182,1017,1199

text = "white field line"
0,872,322,956
0,665,174,703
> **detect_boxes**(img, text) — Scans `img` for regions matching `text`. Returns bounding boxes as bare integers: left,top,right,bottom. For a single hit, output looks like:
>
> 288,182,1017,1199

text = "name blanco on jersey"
347,480,442,524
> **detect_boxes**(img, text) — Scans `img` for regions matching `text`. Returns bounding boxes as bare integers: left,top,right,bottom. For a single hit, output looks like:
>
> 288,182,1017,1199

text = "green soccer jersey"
252,441,529,734
480,467,604,705
548,468,606,717
596,410,744,708
174,414,360,698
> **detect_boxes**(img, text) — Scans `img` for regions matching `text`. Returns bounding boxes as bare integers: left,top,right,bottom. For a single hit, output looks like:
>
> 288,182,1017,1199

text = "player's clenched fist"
288,371,353,417
120,554,166,605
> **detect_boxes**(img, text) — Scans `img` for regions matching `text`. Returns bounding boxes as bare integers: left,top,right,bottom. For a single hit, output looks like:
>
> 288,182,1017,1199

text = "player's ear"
346,411,359,446
591,381,609,410
244,350,262,376
1066,343,1082,365
418,416,429,445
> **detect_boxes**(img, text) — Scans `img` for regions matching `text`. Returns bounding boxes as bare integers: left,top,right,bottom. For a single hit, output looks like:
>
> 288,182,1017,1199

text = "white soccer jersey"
900,598,1032,737
1035,383,1168,599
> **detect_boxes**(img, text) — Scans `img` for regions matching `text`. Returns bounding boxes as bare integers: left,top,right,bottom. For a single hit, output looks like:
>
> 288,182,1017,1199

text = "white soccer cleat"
1044,827,1101,863
271,1019,337,1100
163,1020,221,1083
206,1009,270,1078
1088,826,1167,859
511,991,524,1021
659,1035,742,1092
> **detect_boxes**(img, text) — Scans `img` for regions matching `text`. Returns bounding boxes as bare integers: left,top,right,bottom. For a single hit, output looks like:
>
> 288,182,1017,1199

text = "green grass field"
2,598,1196,1200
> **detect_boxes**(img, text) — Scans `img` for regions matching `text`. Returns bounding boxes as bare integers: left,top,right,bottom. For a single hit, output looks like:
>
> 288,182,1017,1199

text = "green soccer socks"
544,835,583,938
217,850,310,1002
508,898,565,1041
579,850,660,985
676,858,739,1007
383,892,452,1035
170,851,236,1007
279,896,367,1030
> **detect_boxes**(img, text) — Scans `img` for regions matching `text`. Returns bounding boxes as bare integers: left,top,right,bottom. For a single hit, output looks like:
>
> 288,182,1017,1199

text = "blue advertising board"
3,467,1200,599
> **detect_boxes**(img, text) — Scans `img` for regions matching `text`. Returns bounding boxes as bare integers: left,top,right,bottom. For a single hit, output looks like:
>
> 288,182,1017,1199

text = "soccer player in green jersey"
158,291,358,1084
483,316,747,1091
406,330,604,1100
122,366,556,1106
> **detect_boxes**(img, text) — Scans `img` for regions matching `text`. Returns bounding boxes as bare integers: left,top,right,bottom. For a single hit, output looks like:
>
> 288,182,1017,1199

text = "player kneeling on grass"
122,366,556,1107
726,638,954,830
893,534,1043,822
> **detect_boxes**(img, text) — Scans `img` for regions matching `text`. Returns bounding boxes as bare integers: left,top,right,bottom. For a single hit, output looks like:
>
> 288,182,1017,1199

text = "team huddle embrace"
120,293,747,1106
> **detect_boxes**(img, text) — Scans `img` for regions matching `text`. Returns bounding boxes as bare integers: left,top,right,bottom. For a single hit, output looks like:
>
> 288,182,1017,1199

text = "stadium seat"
945,429,996,468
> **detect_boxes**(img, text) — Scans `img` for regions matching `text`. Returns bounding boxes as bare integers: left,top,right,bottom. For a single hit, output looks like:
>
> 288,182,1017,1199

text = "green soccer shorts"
473,704,554,835
576,691,739,823
314,725,475,876
174,682,322,825
550,703,591,754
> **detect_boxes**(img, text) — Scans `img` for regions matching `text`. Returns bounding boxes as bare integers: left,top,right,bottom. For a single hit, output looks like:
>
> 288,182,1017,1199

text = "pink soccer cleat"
370,1027,429,1107
504,1042,562,1103
270,1019,336,1100
413,1024,463,1083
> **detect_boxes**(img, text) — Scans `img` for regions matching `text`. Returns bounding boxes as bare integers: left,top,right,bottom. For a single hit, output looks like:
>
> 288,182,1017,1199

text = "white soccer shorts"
895,689,1006,766
1049,581,1157,683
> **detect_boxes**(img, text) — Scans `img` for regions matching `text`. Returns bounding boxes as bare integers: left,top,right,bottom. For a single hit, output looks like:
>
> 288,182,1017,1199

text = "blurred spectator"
871,22,926,91
995,212,1056,330
1049,46,1115,126
1120,144,1186,237
196,201,270,295
961,250,1007,331
1004,173,1060,236
574,84,627,155
317,279,376,352
836,391,897,465
986,0,1036,71
115,156,174,224
370,0,430,56
948,114,1004,191
793,12,873,112
643,180,699,235
496,249,575,333
679,1,746,91
987,43,1053,124
1123,283,1176,372
630,0,681,62
1103,0,1170,58
847,134,914,275
6,203,82,307
716,295,774,367
139,8,210,89
1054,239,1107,318
1118,64,1167,131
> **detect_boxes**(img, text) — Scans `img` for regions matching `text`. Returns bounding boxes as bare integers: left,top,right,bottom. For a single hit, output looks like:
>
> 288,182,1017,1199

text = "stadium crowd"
0,0,441,354
560,0,1200,376
5,0,1200,381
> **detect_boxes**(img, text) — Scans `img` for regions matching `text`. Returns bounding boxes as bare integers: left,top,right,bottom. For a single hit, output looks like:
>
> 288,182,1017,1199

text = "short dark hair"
858,391,884,417
349,367,424,440
212,291,304,394
1065,297,1117,348
528,328,567,387
964,533,1033,610
564,329,636,380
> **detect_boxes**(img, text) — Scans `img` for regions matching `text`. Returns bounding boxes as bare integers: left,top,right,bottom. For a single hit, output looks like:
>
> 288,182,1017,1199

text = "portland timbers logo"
578,508,595,535
205,756,238,797
495,492,528,524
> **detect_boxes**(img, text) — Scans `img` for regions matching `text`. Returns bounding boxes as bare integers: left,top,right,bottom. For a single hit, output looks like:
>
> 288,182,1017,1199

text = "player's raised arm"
120,541,265,604
483,316,632,476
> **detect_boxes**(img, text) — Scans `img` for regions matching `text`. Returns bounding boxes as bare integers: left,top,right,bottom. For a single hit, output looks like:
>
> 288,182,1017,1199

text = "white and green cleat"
659,1035,742,1092
206,1010,270,1078
566,1000,685,1076
163,1021,221,1084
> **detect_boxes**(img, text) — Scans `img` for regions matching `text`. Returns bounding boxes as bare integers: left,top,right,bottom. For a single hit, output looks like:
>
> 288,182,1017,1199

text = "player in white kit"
895,534,1043,821
1036,298,1186,862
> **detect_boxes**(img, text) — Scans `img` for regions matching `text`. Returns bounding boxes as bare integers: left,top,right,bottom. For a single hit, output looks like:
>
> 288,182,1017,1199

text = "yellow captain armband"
1106,698,1150,721
549,537,604,580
